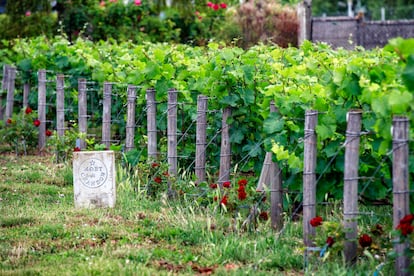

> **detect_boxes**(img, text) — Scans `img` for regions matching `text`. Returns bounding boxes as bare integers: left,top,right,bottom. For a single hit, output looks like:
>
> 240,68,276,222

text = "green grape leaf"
220,94,240,107
237,87,255,105
231,129,244,144
263,113,284,134
402,55,414,91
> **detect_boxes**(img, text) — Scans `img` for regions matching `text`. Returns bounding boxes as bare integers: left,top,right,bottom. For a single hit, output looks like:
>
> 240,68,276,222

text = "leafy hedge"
1,36,413,203
0,0,298,47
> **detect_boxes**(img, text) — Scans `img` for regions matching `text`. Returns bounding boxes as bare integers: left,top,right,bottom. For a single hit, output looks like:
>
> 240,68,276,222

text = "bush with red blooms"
0,107,40,154
309,213,394,266
392,214,414,273
132,161,172,197
207,177,268,224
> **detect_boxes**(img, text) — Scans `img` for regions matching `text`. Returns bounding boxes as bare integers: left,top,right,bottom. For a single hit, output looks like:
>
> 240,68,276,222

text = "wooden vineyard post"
146,88,157,160
343,109,362,265
0,64,10,120
167,88,178,196
257,152,271,192
218,106,231,187
125,85,137,152
23,83,30,108
256,101,283,230
297,0,312,46
195,95,208,183
392,116,410,276
303,110,318,248
78,79,87,150
102,82,112,148
269,102,283,231
168,89,178,176
38,70,47,154
5,66,16,120
56,74,65,137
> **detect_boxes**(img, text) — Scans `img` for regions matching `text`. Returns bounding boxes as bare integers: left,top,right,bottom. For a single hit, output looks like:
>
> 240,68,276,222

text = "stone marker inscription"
79,158,108,188
73,151,116,208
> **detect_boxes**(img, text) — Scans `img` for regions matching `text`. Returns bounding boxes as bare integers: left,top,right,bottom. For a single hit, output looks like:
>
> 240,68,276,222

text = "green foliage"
1,36,413,204
47,128,86,162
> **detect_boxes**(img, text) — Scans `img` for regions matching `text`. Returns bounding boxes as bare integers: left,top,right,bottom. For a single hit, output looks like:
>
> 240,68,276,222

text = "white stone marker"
73,151,116,208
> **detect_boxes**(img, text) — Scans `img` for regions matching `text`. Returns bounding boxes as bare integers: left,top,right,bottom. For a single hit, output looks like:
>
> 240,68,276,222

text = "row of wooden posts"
1,66,412,274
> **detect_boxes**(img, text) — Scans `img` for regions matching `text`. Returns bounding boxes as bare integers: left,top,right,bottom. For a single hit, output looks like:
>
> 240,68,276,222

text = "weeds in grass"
0,155,400,275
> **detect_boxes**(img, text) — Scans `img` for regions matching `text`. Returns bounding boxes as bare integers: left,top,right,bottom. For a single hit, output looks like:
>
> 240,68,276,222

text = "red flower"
99,1,105,7
238,187,247,200
213,196,218,201
74,147,81,152
400,214,414,225
259,211,268,221
397,223,414,236
326,236,335,247
309,216,323,227
359,234,372,248
154,176,162,184
25,107,32,114
33,119,41,127
223,181,231,188
151,162,159,168
209,183,218,189
220,3,227,8
207,1,213,7
396,214,414,237
220,195,228,206
25,10,31,17
6,118,12,124
45,129,52,137
212,3,219,10
134,0,141,6
238,179,247,187
163,171,169,177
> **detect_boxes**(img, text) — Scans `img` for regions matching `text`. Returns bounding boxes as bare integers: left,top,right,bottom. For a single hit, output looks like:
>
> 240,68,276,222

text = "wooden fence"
1,66,412,274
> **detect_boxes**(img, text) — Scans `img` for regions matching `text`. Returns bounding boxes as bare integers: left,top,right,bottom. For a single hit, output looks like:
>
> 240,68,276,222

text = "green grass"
0,154,398,275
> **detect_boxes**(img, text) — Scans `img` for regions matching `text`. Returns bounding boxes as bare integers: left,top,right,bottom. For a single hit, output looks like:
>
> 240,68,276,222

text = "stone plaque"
73,151,116,208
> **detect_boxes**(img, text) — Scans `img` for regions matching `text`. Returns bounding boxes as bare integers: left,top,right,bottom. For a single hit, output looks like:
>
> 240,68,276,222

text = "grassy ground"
0,154,396,275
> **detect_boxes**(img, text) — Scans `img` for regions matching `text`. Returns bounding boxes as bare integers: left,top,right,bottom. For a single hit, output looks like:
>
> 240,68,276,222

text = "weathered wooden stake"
78,79,87,149
303,110,318,248
257,152,272,192
218,106,231,187
392,116,410,276
167,88,178,177
125,85,137,152
23,83,30,108
102,82,112,148
5,66,16,120
0,64,10,120
56,74,65,137
38,70,47,154
146,88,157,160
343,109,362,265
269,102,283,231
2,64,9,91
297,0,312,46
195,95,208,183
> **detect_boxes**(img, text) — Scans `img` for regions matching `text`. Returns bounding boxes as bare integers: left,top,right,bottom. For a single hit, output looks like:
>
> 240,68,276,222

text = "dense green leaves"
1,36,413,203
